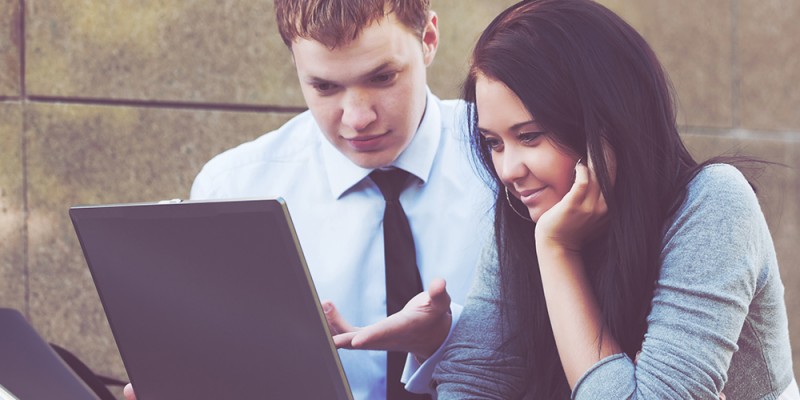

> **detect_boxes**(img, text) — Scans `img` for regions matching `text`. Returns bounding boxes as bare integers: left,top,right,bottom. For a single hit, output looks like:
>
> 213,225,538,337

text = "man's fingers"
350,316,404,350
427,278,451,310
123,383,136,400
322,300,356,335
332,332,358,349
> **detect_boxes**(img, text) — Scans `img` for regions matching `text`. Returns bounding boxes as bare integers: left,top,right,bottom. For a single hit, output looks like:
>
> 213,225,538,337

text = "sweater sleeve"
433,238,529,399
572,164,768,399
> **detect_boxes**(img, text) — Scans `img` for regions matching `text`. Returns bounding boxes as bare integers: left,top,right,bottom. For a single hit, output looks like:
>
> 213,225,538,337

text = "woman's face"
475,75,580,222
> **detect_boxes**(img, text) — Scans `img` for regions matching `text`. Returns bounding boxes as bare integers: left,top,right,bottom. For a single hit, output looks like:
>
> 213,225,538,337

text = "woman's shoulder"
689,163,750,192
683,163,759,213
666,163,765,248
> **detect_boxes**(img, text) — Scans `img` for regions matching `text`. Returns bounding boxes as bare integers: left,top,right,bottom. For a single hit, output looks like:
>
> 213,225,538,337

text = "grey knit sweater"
433,164,795,399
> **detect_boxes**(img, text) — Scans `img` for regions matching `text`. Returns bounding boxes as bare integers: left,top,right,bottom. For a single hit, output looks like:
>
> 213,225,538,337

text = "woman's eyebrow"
478,120,539,135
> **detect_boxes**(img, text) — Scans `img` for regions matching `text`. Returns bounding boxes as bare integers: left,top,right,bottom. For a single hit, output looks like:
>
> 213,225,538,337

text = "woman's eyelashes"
518,131,545,145
483,131,546,152
484,136,503,151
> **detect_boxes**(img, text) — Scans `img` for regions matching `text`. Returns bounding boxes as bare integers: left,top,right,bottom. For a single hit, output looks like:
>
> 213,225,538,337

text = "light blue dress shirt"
190,89,494,400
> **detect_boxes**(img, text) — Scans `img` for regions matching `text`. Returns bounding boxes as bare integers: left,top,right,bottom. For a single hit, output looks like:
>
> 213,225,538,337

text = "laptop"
69,198,353,400
0,308,100,400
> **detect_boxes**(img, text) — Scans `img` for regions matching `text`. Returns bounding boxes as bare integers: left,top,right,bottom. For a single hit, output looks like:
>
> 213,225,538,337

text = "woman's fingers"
580,155,607,218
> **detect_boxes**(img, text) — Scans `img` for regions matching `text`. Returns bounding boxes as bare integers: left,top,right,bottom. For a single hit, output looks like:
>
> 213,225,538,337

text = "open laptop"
69,198,353,399
0,308,100,400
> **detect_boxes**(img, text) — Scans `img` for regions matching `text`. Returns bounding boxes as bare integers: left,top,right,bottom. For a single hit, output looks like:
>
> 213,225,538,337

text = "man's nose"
341,90,377,131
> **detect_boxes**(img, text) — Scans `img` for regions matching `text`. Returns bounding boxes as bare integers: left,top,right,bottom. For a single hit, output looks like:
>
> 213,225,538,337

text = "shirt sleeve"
402,302,463,395
432,240,529,399
572,164,768,399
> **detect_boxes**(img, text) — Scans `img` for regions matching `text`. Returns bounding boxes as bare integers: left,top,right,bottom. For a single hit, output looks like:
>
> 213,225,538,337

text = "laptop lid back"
69,198,352,400
0,308,100,400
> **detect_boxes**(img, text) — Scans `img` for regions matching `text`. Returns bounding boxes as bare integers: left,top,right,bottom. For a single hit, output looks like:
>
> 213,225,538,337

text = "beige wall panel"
25,1,303,106
23,0,526,106
0,0,21,96
428,0,518,99
600,0,733,128
683,133,800,378
25,102,295,378
0,103,25,312
739,0,800,131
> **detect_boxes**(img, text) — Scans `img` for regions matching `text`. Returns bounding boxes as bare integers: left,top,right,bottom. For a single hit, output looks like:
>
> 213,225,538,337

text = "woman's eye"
518,131,545,145
484,137,503,151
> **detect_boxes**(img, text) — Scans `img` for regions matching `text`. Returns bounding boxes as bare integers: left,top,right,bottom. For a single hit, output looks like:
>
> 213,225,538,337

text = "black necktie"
370,169,429,400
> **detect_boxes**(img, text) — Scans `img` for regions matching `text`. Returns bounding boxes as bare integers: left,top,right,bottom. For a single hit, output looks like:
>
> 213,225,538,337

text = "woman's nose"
497,148,528,187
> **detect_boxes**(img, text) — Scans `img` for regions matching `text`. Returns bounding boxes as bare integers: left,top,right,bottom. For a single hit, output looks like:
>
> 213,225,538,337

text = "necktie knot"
370,169,411,201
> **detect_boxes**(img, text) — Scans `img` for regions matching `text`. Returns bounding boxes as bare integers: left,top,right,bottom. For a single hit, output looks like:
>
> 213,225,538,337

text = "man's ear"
422,11,439,66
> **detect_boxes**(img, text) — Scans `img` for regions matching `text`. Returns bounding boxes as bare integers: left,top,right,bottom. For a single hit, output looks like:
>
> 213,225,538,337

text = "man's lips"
343,132,390,151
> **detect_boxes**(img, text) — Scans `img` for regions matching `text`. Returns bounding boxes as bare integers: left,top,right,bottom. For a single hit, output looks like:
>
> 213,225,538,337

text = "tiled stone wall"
1,0,797,389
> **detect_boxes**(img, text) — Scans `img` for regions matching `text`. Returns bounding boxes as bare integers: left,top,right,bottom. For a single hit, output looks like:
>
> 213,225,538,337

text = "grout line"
681,126,800,142
27,95,308,114
19,0,25,98
19,0,29,318
731,0,741,128
21,107,29,318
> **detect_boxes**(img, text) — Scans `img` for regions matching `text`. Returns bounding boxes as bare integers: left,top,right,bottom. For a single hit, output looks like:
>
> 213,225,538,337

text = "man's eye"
371,72,397,84
313,82,339,94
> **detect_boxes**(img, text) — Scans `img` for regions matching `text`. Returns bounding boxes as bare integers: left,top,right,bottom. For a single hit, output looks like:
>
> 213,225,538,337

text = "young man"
125,1,491,399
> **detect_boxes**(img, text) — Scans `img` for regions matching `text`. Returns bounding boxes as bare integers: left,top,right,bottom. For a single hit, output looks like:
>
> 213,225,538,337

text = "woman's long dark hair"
464,0,710,397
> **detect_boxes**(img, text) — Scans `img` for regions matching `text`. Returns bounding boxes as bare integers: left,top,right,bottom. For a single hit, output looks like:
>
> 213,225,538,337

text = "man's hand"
322,278,452,361
120,280,452,399
123,383,136,400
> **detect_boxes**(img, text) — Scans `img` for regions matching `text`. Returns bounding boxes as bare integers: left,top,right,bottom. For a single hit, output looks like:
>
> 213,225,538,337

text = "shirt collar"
321,88,443,199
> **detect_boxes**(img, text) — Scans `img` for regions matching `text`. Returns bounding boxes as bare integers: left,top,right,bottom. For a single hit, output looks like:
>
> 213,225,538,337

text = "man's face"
291,13,438,169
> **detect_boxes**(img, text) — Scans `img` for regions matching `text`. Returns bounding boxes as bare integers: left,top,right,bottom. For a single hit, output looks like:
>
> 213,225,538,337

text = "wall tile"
24,0,526,107
0,102,25,312
25,1,303,106
739,0,800,131
0,0,21,96
683,132,800,379
25,102,294,378
427,0,518,99
600,0,734,129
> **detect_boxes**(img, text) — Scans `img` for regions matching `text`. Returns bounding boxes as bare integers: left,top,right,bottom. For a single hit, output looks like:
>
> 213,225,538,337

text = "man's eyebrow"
307,77,331,85
362,62,396,78
305,62,398,84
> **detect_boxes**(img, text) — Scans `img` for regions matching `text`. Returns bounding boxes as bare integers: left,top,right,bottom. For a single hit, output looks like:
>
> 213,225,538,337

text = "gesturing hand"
123,383,136,400
322,278,452,361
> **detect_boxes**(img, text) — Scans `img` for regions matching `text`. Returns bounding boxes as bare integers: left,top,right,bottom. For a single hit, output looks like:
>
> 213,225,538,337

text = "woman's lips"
517,186,545,206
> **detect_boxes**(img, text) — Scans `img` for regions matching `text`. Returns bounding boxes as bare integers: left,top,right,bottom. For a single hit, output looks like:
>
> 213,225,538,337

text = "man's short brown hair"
275,0,431,49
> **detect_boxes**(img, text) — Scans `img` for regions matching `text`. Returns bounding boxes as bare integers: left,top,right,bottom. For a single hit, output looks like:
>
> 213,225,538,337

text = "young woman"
429,0,798,398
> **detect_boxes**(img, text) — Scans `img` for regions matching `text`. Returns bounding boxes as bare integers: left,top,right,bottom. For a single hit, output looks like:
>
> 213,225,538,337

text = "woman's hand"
534,157,608,254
